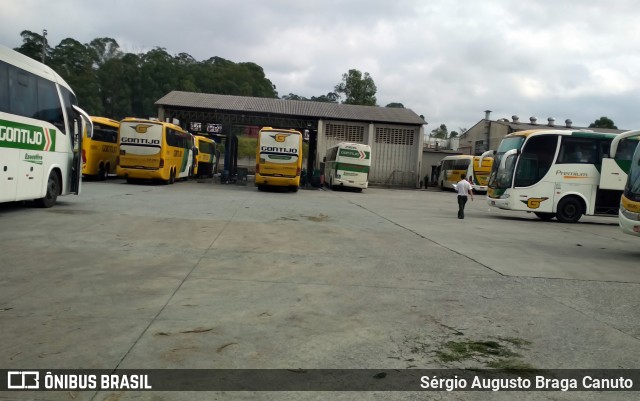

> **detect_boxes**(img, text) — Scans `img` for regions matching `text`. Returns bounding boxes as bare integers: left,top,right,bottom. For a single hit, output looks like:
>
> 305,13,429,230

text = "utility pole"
41,29,47,63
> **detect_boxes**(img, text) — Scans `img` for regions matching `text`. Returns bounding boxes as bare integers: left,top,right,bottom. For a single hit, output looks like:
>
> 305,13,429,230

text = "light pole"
41,29,47,63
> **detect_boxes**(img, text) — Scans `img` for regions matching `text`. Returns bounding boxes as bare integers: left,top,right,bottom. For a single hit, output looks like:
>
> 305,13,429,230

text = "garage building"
156,91,427,188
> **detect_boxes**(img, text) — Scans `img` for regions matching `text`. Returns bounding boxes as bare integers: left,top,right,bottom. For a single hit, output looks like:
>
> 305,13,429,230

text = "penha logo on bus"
270,134,290,142
133,124,154,134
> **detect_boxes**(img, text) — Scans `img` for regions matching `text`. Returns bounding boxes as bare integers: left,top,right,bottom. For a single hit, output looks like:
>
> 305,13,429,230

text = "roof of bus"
259,127,302,134
505,129,620,139
120,117,185,132
90,116,120,127
194,135,215,143
329,142,371,149
441,155,493,160
0,44,74,94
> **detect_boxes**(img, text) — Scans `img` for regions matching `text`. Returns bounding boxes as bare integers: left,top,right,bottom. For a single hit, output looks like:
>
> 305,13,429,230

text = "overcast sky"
3,0,640,131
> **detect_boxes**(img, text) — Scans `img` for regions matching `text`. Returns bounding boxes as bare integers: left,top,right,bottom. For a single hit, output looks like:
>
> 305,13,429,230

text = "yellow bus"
255,127,303,192
82,117,119,180
438,155,493,192
117,118,194,184
193,135,216,178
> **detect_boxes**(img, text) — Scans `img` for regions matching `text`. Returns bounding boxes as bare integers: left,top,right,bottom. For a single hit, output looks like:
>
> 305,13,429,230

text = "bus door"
70,106,92,194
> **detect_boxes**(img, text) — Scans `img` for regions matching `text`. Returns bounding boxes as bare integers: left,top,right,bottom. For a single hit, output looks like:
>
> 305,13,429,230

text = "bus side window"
9,67,37,118
0,61,9,112
35,77,64,131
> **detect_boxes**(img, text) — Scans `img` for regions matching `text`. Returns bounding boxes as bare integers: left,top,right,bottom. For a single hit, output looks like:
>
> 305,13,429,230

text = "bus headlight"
500,194,510,199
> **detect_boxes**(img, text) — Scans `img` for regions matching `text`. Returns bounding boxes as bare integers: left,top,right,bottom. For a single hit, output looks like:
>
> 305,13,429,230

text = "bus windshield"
488,136,525,189
625,144,640,201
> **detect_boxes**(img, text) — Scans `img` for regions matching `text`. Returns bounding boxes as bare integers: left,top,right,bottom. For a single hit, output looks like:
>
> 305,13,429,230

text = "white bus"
0,45,93,207
485,129,637,223
437,155,493,192
324,142,371,191
611,130,640,236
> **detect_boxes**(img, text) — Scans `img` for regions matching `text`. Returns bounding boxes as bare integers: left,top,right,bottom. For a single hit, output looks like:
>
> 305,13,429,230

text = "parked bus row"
82,117,218,184
478,128,640,238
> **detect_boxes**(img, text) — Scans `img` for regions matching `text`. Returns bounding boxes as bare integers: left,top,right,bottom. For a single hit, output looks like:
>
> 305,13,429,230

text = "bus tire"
534,212,556,221
169,169,176,184
257,185,265,191
36,171,59,208
556,197,583,223
290,186,298,193
97,163,106,181
102,163,110,181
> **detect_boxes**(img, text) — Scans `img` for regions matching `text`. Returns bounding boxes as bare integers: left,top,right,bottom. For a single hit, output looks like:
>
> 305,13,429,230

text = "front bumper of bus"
487,194,511,210
334,178,368,189
619,208,640,236
117,166,165,181
472,185,488,192
255,174,299,187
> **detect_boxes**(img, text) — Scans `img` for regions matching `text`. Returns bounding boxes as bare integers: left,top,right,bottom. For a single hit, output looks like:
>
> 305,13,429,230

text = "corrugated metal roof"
155,91,426,125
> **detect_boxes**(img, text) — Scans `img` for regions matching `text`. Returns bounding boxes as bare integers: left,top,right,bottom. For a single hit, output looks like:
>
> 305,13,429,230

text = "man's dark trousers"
457,195,468,219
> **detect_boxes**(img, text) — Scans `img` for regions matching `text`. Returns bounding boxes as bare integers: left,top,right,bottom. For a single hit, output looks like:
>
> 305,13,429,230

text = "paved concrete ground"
0,179,638,401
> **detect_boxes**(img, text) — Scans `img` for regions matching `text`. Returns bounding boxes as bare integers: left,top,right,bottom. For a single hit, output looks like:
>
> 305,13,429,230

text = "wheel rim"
564,204,577,218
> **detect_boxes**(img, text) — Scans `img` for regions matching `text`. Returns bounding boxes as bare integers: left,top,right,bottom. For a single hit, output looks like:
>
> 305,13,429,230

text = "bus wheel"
534,212,556,221
36,172,59,208
169,169,176,184
257,185,265,191
102,163,110,181
290,186,299,193
556,197,582,223
97,164,106,181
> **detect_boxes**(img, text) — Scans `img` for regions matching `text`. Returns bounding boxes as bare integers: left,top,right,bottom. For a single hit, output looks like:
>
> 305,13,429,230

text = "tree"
88,37,122,67
49,38,103,115
334,69,377,106
310,92,339,103
15,30,50,62
589,117,617,129
431,124,449,139
282,93,308,100
385,102,404,108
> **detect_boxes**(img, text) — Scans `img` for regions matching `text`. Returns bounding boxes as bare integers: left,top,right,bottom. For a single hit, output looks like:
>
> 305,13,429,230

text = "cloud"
2,0,640,130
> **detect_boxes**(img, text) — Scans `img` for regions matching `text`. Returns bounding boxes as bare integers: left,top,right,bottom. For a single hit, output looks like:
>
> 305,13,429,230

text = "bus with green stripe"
0,44,93,208
610,130,640,236
324,142,372,191
117,118,194,184
483,129,638,223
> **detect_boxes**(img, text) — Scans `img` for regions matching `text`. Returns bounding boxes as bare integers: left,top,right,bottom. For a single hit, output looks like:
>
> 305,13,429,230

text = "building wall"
459,121,512,155
420,150,462,186
315,119,424,187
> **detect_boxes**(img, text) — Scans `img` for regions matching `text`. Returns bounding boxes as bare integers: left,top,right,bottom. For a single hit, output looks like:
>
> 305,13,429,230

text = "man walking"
456,175,474,219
